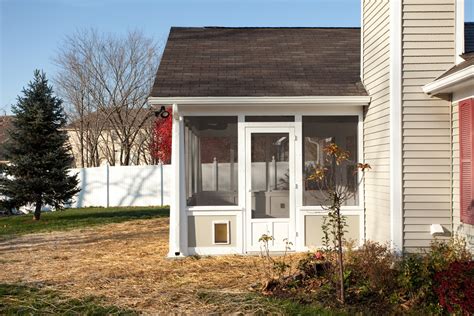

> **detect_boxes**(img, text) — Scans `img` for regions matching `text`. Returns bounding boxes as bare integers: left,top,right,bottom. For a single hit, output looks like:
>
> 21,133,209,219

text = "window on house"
213,221,230,244
459,99,474,225
302,116,359,206
184,116,238,206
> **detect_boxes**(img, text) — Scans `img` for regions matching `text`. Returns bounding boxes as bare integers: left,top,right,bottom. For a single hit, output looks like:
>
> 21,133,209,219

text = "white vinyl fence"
69,164,172,208
68,160,290,208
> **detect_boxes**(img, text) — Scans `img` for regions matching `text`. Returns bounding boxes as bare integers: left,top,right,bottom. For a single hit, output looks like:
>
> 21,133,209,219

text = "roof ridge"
170,26,360,30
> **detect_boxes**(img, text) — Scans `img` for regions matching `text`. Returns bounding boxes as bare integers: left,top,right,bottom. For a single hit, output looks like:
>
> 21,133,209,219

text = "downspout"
449,95,454,236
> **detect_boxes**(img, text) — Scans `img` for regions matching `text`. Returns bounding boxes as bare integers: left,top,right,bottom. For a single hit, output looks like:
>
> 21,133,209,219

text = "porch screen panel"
184,116,238,206
251,133,290,218
303,116,359,206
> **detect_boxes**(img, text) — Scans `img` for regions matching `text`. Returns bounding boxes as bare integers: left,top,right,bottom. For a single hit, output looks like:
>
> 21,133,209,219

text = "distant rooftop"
465,22,474,53
151,27,367,98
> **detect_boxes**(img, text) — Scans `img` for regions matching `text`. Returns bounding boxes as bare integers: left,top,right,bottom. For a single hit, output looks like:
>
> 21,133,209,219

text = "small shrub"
345,241,396,298
434,261,474,314
257,236,473,314
257,234,294,288
296,250,330,278
428,237,472,272
396,237,473,311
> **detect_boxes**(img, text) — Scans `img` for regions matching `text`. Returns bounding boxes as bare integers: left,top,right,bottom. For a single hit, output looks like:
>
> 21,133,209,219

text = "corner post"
168,103,187,257
390,0,403,253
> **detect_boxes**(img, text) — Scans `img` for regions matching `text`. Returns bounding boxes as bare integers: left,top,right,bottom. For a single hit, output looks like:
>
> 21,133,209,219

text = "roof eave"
423,65,474,96
148,95,371,106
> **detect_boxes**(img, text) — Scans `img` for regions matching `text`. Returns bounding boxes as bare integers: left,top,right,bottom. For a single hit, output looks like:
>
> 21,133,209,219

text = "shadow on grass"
0,206,170,240
0,283,137,315
52,208,170,221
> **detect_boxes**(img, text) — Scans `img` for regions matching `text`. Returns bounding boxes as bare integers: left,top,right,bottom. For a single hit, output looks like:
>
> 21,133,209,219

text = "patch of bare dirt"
0,218,263,314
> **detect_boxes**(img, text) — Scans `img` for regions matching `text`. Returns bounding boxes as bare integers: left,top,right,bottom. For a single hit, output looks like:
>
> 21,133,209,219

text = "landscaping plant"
150,107,172,164
0,70,79,220
306,142,370,304
258,234,295,292
396,236,473,312
434,260,474,314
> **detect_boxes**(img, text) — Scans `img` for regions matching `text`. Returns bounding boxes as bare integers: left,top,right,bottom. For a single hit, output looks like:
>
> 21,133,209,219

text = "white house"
148,0,474,257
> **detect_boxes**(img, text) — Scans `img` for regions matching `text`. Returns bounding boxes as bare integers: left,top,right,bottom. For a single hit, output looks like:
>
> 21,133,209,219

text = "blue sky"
1,0,473,114
0,0,361,114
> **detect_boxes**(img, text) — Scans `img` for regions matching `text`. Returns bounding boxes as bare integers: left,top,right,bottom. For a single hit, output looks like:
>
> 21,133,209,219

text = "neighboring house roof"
423,23,474,96
423,52,474,96
465,22,474,53
151,27,368,98
436,52,474,80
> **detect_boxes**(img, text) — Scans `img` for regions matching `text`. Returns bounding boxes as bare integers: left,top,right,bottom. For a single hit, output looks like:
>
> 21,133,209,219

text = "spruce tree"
0,70,79,220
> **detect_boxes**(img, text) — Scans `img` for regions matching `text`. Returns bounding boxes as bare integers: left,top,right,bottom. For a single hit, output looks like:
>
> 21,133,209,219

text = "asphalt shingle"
151,27,367,98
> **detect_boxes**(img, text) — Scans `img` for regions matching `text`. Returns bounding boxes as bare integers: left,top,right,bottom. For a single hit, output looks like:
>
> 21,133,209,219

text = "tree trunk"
33,201,42,220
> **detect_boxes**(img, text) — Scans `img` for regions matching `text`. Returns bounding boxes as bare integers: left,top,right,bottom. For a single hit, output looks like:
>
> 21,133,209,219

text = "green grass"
0,283,137,315
0,206,169,240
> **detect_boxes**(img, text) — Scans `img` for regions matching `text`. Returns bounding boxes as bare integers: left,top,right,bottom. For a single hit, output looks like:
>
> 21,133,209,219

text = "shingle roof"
436,52,474,80
465,22,474,53
151,27,367,98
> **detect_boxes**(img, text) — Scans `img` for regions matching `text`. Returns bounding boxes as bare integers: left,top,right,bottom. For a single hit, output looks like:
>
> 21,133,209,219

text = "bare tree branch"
54,29,161,166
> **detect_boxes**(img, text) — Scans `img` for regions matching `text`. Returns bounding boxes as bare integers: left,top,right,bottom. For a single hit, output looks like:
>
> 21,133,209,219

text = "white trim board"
188,247,242,256
423,65,474,96
389,0,403,252
148,96,371,106
177,106,364,117
455,0,465,64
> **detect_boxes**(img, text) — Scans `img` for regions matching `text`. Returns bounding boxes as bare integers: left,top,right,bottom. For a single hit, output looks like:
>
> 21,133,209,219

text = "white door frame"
244,124,296,252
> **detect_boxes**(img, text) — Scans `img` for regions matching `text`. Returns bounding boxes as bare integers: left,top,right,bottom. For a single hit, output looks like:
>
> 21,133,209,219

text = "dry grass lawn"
0,217,283,314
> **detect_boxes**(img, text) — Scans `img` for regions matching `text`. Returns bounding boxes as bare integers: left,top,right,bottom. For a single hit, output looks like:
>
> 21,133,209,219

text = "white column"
295,114,304,251
389,0,403,253
168,104,186,257
237,114,245,253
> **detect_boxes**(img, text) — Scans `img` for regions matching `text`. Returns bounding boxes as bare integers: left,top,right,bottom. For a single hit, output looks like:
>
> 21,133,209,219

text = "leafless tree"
55,29,161,167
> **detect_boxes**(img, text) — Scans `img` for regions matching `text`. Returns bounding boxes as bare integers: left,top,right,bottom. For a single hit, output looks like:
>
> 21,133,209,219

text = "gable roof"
465,22,474,53
150,27,367,98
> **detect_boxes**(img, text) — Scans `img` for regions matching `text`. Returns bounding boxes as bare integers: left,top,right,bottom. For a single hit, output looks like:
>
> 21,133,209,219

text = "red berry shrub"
150,111,172,164
434,261,474,314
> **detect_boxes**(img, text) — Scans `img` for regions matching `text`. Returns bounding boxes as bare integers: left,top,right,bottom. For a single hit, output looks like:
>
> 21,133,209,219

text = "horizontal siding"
362,0,391,244
452,103,474,251
401,0,455,252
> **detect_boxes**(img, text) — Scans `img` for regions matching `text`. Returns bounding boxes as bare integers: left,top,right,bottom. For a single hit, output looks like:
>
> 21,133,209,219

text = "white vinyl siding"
401,0,455,252
362,0,391,244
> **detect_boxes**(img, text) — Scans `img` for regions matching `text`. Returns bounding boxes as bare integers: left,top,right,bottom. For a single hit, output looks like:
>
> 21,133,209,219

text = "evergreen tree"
0,70,79,220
